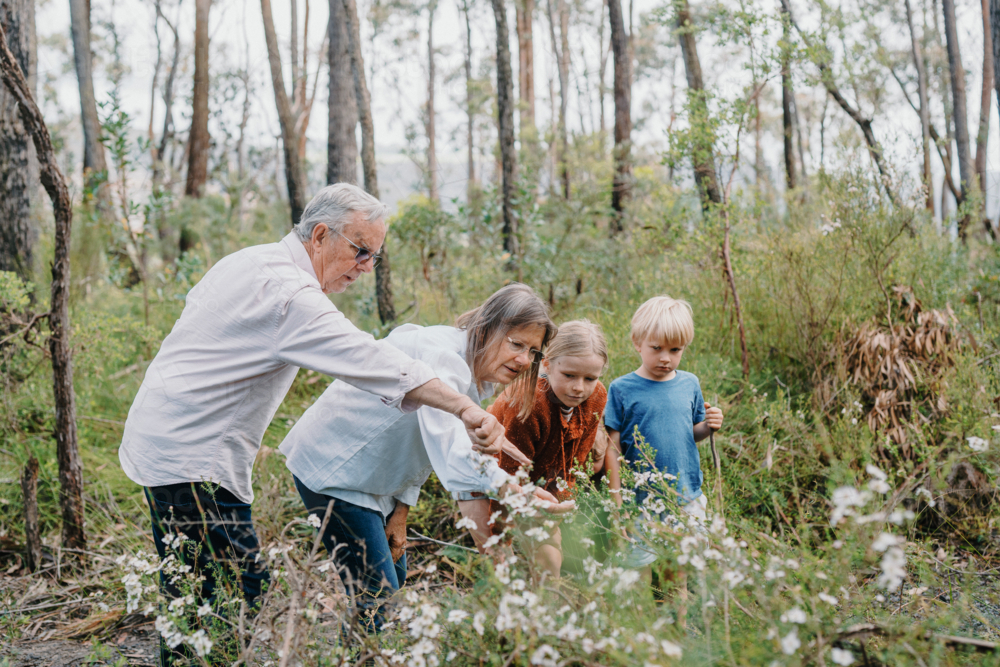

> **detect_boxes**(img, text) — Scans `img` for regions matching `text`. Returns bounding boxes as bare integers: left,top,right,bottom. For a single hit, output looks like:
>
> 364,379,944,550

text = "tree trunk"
780,5,796,191
976,0,993,201
942,0,973,214
598,0,609,137
904,0,933,210
608,0,630,228
546,0,569,198
185,0,211,197
516,0,535,133
262,0,309,226
21,456,41,572
462,0,476,200
427,0,438,203
343,0,395,322
154,3,181,260
492,0,519,257
993,0,1000,161
328,0,358,184
0,22,85,551
68,0,105,196
676,0,721,210
0,0,36,282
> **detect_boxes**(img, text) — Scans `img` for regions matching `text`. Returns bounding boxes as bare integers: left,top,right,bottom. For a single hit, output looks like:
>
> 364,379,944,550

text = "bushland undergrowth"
1,169,999,665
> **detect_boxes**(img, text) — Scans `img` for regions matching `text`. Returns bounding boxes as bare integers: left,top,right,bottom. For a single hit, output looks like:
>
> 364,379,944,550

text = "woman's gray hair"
294,183,389,242
456,284,557,421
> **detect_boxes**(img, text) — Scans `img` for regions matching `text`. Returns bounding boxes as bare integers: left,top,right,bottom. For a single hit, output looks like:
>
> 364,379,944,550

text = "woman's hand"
385,502,409,563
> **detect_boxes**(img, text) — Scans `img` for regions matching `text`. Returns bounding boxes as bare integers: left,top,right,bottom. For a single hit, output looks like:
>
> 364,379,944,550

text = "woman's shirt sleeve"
415,346,510,493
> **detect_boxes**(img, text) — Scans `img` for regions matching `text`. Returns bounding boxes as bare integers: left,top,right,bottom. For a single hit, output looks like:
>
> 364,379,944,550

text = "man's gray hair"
294,183,389,242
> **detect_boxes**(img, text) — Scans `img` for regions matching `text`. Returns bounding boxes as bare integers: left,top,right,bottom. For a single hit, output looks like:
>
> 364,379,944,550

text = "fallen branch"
837,622,999,653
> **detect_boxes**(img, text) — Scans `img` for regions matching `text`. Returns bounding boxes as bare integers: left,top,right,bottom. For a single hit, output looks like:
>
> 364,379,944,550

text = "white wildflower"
482,535,503,549
878,546,907,591
914,487,936,508
524,527,550,542
660,640,683,657
197,603,212,617
447,609,469,623
472,611,486,636
446,651,457,662
307,514,322,529
780,607,807,624
871,532,901,552
187,629,213,658
530,644,559,667
830,487,870,525
721,570,745,589
818,592,838,605
967,436,989,452
455,516,478,531
780,629,801,655
830,647,854,665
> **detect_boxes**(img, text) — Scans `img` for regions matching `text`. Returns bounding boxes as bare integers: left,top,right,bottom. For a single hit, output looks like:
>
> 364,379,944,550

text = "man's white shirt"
119,232,436,502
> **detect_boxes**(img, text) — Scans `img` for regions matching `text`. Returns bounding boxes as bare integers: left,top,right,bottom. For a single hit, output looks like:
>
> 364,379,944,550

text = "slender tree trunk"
516,0,535,133
343,0,395,322
68,0,107,200
942,0,973,223
754,93,763,189
21,456,41,572
976,0,993,201
904,0,933,210
608,0,630,227
0,22,85,550
262,0,309,226
676,0,721,210
0,0,36,282
492,0,519,257
598,0,609,138
154,3,180,260
427,0,439,203
546,0,569,198
328,0,358,185
780,5,796,191
185,0,211,197
462,0,476,200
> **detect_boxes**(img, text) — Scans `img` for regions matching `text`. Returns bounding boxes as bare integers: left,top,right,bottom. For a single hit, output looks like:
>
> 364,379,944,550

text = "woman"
279,284,564,631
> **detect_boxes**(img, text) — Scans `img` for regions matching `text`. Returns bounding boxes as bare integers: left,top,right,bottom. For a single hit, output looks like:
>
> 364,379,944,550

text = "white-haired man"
119,184,503,663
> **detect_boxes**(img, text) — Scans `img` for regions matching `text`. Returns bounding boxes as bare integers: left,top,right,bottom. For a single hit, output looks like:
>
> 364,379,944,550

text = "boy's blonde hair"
544,319,608,371
630,296,694,347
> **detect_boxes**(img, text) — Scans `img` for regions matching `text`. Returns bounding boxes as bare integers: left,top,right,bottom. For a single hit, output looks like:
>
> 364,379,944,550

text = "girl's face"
481,324,547,385
543,353,605,408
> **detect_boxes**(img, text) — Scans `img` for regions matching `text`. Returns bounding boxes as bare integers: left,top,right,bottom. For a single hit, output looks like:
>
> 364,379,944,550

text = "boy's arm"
693,402,724,442
605,429,623,508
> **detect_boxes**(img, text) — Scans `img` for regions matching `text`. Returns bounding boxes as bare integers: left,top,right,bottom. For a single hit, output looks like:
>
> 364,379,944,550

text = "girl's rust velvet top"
487,378,607,531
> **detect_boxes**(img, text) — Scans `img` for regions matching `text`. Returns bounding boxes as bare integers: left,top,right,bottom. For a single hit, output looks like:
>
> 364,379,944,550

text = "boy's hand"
704,403,724,431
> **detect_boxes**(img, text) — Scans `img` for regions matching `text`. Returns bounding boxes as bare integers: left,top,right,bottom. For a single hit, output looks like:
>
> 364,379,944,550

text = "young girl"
487,320,621,577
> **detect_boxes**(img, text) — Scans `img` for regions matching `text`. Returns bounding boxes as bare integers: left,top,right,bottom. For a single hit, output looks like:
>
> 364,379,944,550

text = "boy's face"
633,336,685,381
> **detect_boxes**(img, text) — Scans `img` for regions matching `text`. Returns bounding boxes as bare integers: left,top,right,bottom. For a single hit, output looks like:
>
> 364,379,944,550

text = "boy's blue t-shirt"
605,370,706,505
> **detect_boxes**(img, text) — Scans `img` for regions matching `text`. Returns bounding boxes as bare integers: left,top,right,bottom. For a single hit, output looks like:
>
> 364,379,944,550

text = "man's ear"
310,222,328,246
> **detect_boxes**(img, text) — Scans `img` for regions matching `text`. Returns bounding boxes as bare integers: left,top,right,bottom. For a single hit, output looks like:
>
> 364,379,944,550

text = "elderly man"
119,184,503,650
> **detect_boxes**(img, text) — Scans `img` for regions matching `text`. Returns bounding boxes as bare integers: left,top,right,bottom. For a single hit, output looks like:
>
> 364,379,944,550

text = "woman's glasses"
506,336,543,363
335,230,383,267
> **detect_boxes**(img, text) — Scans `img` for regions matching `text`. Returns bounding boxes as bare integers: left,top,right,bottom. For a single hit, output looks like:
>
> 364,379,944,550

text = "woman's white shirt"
280,324,510,518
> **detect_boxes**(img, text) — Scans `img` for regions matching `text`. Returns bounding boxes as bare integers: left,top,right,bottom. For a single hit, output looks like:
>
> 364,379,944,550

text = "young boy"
604,296,724,525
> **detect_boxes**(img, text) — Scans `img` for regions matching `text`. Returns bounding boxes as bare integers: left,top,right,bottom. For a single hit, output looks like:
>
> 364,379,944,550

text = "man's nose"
358,259,375,274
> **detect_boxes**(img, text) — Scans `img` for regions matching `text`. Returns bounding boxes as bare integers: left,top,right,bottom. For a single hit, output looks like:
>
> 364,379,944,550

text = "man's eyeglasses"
506,336,543,362
335,230,383,267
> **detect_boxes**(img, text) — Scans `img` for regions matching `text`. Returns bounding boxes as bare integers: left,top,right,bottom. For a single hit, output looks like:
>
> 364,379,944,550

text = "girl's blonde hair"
456,283,557,421
543,319,608,371
630,295,695,346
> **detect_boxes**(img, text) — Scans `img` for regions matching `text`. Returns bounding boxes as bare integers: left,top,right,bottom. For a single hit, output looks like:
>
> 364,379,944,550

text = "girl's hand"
531,487,576,514
704,403,724,431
